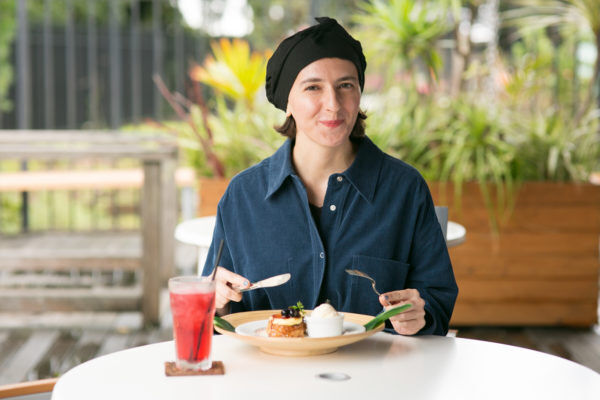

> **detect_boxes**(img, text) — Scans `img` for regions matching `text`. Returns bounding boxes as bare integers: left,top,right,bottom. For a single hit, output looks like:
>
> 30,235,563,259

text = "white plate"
215,310,383,356
235,319,366,337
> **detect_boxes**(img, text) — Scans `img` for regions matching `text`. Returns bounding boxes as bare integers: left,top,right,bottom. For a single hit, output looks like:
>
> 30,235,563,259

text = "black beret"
265,17,367,111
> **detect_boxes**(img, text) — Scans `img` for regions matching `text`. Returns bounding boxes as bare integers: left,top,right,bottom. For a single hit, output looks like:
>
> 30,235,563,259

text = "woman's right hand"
214,266,249,314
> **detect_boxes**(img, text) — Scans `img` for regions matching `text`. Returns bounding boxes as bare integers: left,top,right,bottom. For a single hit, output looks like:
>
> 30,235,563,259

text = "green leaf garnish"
290,301,305,316
364,304,412,331
213,315,235,332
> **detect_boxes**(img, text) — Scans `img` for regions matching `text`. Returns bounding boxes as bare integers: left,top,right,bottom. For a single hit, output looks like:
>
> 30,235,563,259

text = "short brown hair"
274,109,368,140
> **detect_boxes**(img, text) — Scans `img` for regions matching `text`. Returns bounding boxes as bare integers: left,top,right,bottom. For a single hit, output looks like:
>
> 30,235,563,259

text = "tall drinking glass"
169,276,216,371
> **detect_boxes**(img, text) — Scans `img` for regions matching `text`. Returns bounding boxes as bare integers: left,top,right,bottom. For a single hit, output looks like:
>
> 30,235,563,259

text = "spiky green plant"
353,0,459,84
503,0,600,112
513,107,600,181
437,96,518,232
154,38,282,179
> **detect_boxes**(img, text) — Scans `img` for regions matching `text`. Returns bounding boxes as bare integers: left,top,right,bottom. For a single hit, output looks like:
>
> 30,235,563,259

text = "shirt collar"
342,136,383,203
266,139,296,199
265,136,384,203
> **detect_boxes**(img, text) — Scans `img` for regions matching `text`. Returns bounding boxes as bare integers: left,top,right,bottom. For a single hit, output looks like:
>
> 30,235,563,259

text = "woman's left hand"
379,288,426,335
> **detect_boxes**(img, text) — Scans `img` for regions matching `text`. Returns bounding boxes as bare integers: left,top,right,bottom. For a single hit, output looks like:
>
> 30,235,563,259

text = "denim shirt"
202,136,458,335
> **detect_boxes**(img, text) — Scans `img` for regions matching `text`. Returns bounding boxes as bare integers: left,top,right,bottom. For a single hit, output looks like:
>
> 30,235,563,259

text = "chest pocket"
347,254,410,316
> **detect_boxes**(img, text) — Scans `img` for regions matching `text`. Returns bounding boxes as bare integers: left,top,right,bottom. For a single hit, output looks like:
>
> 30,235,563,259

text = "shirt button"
319,252,325,259
336,176,343,182
329,204,336,212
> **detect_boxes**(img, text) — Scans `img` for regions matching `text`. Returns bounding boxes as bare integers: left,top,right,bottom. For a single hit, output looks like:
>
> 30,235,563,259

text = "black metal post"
131,0,141,123
153,0,164,120
109,0,122,129
87,0,99,127
16,0,31,232
66,0,76,128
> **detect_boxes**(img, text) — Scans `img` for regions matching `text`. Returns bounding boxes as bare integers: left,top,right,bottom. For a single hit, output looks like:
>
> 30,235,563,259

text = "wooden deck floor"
0,300,174,385
1,306,599,385
0,239,194,386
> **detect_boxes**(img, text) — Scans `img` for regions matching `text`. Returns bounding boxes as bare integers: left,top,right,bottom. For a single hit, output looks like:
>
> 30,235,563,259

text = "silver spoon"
345,269,381,297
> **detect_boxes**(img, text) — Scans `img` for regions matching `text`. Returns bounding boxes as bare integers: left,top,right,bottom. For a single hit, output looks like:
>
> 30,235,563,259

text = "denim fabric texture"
202,136,458,335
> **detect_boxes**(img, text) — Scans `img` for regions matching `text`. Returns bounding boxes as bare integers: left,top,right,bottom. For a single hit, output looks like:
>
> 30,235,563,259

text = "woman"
202,17,458,336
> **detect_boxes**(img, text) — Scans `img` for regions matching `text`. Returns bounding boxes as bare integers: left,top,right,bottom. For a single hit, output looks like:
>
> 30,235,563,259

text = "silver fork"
345,269,381,296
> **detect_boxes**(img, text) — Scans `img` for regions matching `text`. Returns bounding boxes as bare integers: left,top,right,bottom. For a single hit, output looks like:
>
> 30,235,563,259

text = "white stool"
447,221,466,247
174,216,216,274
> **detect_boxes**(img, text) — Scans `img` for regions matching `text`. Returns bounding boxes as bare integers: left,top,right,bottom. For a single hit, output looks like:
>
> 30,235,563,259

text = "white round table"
175,216,216,273
52,333,600,400
447,221,466,247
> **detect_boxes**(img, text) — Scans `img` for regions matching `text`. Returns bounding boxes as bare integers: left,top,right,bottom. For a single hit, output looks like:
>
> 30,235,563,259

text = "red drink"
169,276,216,371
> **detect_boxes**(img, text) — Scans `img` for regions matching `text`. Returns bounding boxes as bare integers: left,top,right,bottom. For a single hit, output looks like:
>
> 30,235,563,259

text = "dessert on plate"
266,302,306,338
305,302,344,337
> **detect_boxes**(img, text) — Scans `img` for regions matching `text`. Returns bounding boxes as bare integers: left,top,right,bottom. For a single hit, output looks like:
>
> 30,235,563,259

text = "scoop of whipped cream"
311,303,338,318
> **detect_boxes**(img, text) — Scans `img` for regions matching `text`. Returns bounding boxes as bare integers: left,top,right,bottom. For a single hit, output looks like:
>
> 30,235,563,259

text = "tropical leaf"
353,0,455,82
364,304,412,331
214,315,235,332
189,38,271,108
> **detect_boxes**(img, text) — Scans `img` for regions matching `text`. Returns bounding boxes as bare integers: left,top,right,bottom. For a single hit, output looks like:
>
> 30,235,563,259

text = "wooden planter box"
430,182,600,327
197,178,230,217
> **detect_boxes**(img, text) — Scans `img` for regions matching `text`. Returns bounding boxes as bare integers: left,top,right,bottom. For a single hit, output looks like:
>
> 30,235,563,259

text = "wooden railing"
0,130,182,325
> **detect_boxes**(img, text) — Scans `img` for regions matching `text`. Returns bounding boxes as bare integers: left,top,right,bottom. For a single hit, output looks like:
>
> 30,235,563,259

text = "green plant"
368,86,521,231
366,89,447,179
0,1,16,111
354,0,515,232
501,30,600,181
207,97,283,176
513,107,600,181
503,30,570,112
439,95,518,231
189,38,272,108
353,0,458,85
354,0,600,234
153,76,226,178
503,0,600,112
154,38,284,179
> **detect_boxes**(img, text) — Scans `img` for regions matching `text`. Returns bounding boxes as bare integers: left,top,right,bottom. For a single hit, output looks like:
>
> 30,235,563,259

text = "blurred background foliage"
0,1,16,111
146,0,599,196
2,0,599,205
147,37,283,179
349,0,599,227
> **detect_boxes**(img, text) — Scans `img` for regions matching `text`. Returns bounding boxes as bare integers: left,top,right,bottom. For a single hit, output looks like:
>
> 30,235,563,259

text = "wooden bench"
0,130,183,325
0,167,195,192
0,167,197,220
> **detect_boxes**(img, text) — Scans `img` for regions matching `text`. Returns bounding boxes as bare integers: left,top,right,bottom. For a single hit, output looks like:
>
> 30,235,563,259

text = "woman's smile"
320,119,344,128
